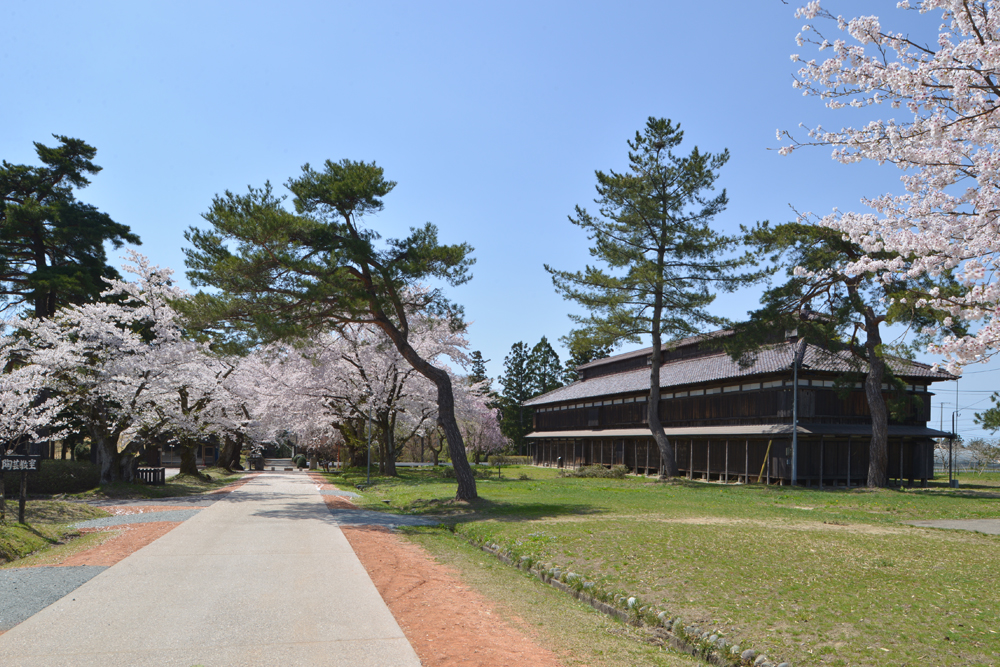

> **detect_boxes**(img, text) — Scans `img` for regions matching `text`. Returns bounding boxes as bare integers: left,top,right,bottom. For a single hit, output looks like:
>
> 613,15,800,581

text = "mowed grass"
1,469,245,565
321,466,1000,667
69,470,246,500
0,500,110,564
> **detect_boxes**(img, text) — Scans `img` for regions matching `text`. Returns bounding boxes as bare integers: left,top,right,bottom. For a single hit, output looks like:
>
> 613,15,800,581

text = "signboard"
0,454,42,472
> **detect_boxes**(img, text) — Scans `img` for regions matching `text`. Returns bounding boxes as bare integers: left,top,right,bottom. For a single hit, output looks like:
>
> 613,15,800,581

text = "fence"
136,467,166,485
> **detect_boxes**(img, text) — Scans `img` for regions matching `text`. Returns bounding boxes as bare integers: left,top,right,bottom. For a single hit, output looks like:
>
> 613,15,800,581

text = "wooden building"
524,332,954,487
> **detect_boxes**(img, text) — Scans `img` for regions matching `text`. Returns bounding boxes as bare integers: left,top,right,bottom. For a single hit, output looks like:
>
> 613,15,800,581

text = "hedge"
2,459,101,495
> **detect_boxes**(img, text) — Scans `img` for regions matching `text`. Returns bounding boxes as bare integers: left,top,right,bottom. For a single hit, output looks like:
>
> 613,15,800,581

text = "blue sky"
4,1,998,440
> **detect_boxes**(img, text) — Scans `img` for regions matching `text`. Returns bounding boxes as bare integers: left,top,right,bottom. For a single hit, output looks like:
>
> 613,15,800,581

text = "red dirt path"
310,472,564,667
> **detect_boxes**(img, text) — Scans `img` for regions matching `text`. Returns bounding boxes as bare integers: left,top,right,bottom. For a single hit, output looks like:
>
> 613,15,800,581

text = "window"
762,380,783,389
690,389,704,396
674,391,688,398
705,387,721,395
743,382,761,391
635,395,647,402
723,384,740,393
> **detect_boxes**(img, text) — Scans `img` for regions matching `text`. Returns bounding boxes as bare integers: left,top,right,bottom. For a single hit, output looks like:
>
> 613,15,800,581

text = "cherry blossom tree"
246,307,471,476
8,253,188,483
783,1,1000,371
458,384,508,464
0,344,63,451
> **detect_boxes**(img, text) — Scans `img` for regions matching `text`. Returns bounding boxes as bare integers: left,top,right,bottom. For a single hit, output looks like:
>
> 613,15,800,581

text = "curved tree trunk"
216,435,239,472
376,320,477,500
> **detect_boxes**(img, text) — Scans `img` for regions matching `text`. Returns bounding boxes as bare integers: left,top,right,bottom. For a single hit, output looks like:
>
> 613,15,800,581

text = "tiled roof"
576,330,732,370
523,340,954,407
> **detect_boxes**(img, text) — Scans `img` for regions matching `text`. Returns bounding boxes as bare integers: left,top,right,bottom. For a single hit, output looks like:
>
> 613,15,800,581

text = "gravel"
320,489,360,498
322,508,439,528
73,509,201,529
0,566,108,631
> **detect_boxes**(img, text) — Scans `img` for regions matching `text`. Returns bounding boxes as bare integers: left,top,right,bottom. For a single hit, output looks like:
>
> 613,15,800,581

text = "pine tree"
546,117,765,477
561,342,613,385
497,342,532,452
467,350,489,386
527,336,562,397
0,135,141,318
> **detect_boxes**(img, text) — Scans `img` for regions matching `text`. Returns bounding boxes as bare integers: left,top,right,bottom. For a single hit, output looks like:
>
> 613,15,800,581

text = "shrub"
2,459,101,494
487,455,531,466
293,454,307,468
73,442,91,461
560,464,628,479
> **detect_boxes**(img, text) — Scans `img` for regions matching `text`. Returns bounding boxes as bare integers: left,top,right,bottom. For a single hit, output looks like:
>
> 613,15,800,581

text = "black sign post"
0,455,42,524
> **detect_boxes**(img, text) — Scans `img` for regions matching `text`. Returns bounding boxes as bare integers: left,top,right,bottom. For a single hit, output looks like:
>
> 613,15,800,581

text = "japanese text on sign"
0,456,41,472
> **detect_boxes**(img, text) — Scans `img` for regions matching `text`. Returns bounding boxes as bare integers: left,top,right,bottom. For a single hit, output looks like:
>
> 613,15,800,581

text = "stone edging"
472,540,790,667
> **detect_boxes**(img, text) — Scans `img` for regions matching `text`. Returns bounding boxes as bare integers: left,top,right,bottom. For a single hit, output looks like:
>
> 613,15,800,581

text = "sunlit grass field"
322,466,1000,667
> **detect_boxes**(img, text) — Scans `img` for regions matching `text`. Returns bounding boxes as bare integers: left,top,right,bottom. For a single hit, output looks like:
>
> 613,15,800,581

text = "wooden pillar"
645,440,650,476
725,440,729,484
706,439,711,481
745,439,750,483
689,439,694,480
19,470,28,524
847,435,852,488
899,439,904,487
634,440,638,475
766,444,771,486
819,436,825,489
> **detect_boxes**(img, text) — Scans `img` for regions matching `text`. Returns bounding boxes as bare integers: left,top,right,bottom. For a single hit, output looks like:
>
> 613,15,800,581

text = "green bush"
560,464,628,479
2,459,101,494
293,454,307,468
73,442,91,461
487,455,531,466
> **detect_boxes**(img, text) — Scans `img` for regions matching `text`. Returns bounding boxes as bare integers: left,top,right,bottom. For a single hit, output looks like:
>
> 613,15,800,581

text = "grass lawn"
321,466,1000,667
0,500,110,564
68,470,246,500
0,469,246,565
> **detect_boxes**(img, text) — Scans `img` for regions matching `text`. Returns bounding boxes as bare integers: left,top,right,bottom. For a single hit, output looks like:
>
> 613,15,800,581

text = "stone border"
472,540,790,667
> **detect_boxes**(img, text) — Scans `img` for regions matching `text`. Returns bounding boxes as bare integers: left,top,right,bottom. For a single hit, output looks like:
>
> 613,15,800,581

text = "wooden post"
819,436,825,489
689,439,694,479
899,439,904,487
634,440,638,475
19,470,28,524
745,439,750,483
847,435,852,488
0,472,5,522
706,439,711,481
725,440,729,484
645,440,650,476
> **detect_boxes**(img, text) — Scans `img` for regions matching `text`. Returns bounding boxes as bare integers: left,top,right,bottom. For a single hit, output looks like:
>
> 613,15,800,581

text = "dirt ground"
313,474,565,667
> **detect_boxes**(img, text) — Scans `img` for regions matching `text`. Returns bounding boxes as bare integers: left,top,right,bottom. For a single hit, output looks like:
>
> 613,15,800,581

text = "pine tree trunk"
865,320,889,488
376,320,477,500
648,275,677,478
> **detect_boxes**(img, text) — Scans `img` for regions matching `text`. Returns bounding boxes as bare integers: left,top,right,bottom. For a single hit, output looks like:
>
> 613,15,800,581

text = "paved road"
0,474,421,667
